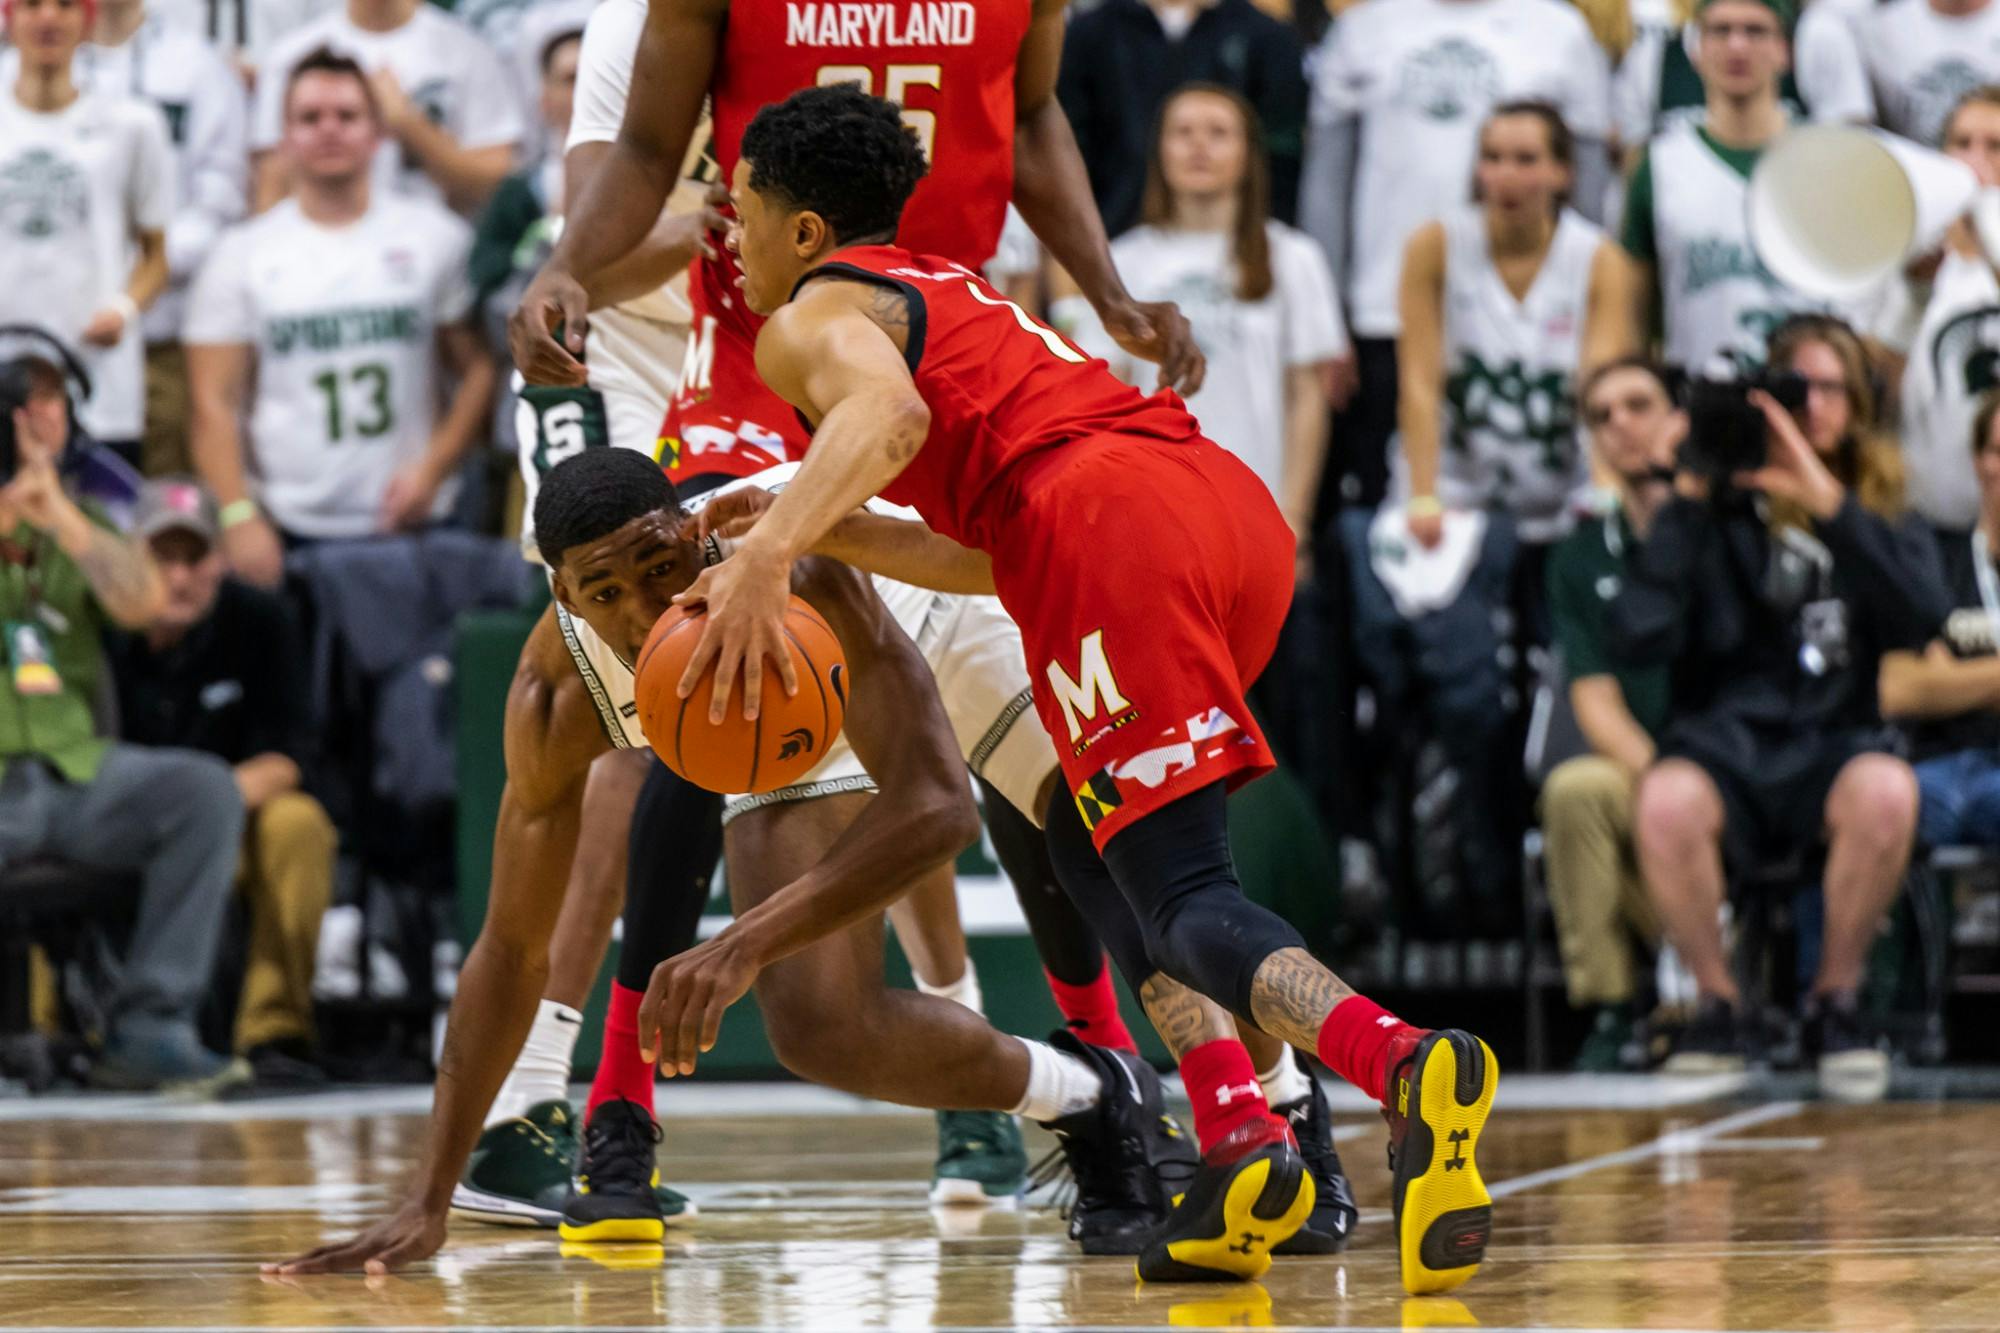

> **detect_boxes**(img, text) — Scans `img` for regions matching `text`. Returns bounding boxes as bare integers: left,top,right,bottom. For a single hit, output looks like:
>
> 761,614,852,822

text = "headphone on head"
0,324,93,449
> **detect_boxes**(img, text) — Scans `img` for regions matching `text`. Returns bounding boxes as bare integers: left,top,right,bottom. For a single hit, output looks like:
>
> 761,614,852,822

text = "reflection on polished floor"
0,1080,1995,1331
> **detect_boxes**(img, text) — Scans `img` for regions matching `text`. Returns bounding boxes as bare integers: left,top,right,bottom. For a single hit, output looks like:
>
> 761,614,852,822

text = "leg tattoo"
1248,948,1356,1051
1139,974,1239,1061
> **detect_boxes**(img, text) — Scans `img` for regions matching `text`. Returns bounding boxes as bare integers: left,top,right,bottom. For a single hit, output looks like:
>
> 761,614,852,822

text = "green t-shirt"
1546,508,1671,739
0,506,114,783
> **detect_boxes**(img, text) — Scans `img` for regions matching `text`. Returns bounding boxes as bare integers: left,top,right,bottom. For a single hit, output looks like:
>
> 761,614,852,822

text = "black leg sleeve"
1042,786,1157,995
978,778,1106,987
616,757,726,993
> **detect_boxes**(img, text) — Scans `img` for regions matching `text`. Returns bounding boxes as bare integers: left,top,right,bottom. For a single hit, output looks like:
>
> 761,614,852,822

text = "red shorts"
987,436,1294,849
658,259,810,487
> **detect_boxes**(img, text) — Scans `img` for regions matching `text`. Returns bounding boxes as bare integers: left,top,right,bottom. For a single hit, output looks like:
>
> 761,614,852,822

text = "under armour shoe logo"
1377,1016,1401,1029
1215,1081,1261,1106
1227,1230,1265,1255
1445,1128,1470,1171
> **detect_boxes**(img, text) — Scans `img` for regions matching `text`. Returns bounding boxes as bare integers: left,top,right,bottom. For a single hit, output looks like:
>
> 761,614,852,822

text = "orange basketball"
633,595,848,794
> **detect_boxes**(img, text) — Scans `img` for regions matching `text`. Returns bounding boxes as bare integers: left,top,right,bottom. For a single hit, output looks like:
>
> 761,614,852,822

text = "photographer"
1610,328,1948,1101
0,354,245,1093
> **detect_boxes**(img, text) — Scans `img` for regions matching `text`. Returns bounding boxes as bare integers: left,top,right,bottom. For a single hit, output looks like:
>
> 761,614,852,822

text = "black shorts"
1662,717,1892,874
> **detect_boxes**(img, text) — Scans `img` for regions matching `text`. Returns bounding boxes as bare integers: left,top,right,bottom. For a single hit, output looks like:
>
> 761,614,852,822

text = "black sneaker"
1802,990,1889,1103
1035,1030,1172,1255
560,1098,666,1242
1270,1070,1358,1254
1135,1114,1314,1283
1662,996,1750,1075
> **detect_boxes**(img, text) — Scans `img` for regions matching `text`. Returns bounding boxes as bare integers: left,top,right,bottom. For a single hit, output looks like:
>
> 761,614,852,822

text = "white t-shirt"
1311,0,1612,338
151,0,339,70
1079,222,1346,499
253,5,524,210
1860,0,2000,146
183,195,475,537
0,92,174,440
1899,249,2000,530
0,18,250,342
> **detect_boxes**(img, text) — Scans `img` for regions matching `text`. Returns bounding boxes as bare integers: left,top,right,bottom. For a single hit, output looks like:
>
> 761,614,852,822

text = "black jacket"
1056,0,1309,235
1608,494,1950,741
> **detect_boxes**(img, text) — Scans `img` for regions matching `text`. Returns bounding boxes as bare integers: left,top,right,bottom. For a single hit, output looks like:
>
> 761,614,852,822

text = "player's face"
1778,338,1852,457
554,508,704,662
730,158,816,316
1694,2,1788,97
1945,101,2000,185
284,73,382,185
149,530,226,633
1476,115,1569,223
1157,91,1249,201
1584,368,1684,481
6,0,88,67
540,36,581,140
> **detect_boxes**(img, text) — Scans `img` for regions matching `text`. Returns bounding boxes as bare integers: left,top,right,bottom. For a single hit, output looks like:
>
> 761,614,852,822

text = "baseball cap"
134,477,220,547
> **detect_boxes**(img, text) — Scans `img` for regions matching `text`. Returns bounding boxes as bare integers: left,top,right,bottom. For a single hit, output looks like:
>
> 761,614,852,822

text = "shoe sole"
929,1178,1023,1208
1394,1030,1498,1297
449,1183,560,1229
1136,1149,1316,1283
558,1216,667,1243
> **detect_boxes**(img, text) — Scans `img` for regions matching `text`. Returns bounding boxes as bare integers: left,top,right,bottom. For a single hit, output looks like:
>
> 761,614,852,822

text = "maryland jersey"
794,246,1201,548
662,0,1033,478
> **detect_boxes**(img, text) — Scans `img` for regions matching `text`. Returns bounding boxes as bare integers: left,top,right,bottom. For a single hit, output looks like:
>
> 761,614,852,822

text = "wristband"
1405,495,1444,519
219,499,260,530
107,293,139,326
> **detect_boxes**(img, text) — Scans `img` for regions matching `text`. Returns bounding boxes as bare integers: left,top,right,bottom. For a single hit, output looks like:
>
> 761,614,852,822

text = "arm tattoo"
1138,975,1237,1061
74,530,156,619
866,284,911,332
1248,948,1356,1050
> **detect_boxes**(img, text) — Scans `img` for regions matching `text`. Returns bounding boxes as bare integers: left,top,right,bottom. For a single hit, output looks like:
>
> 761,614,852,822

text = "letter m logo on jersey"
1045,630,1133,746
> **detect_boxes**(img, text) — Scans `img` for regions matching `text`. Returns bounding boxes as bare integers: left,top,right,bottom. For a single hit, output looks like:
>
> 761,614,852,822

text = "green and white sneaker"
452,1099,698,1228
452,1100,579,1227
930,1109,1027,1207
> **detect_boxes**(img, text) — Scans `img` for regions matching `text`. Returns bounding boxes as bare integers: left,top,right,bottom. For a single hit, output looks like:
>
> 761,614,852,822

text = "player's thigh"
925,594,1059,828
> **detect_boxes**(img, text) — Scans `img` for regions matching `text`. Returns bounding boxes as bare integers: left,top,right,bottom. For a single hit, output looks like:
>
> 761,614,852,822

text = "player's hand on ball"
1099,297,1205,397
262,1201,447,1276
672,550,799,723
508,267,591,388
638,933,759,1077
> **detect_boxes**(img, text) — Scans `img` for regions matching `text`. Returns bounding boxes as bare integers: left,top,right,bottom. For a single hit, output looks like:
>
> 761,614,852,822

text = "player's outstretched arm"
507,0,724,385
639,560,979,1076
671,286,930,722
1009,0,1204,395
697,487,996,595
265,614,606,1275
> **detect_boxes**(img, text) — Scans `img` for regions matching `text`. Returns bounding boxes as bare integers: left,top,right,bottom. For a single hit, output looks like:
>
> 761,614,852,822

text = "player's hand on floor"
1098,297,1205,397
508,267,591,388
672,552,798,722
639,933,759,1077
263,1202,447,1276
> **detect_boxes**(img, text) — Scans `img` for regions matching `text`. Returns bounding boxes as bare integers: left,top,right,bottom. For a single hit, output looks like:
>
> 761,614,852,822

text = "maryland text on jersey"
783,2,979,48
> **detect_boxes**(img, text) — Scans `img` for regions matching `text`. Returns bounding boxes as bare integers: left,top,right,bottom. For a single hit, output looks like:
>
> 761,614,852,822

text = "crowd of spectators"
3,0,2000,1100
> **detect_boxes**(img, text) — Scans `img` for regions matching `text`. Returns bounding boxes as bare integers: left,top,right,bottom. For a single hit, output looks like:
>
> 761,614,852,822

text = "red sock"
1314,994,1422,1106
1045,958,1138,1053
1178,1038,1276,1156
586,982,656,1120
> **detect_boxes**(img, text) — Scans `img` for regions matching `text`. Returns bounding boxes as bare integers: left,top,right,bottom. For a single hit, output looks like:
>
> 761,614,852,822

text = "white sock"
485,999,583,1128
915,956,985,1017
1009,1037,1104,1122
1257,1049,1313,1108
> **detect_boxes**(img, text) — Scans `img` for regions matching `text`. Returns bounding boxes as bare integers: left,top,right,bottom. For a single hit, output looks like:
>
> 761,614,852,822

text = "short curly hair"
535,446,680,568
740,84,929,246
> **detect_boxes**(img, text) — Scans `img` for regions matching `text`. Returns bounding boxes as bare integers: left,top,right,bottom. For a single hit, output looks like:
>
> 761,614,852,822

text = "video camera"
1680,370,1810,482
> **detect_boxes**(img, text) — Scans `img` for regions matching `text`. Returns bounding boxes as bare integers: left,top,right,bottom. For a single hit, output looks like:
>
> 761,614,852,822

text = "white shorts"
721,592,1057,827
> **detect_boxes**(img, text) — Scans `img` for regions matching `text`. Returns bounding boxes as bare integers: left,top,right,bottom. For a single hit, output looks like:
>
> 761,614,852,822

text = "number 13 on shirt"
816,64,942,158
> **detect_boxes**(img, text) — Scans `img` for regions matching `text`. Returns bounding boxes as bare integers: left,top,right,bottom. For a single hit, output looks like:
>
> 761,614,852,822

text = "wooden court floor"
0,1081,1995,1332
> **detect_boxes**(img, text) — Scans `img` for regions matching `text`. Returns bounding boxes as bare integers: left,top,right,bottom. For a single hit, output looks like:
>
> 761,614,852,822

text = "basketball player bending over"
267,450,1193,1275
668,87,1501,1295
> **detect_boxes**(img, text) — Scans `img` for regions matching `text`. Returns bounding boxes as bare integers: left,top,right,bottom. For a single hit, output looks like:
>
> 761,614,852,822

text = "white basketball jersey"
555,464,946,751
1902,250,2000,532
1648,121,1819,373
1433,206,1599,542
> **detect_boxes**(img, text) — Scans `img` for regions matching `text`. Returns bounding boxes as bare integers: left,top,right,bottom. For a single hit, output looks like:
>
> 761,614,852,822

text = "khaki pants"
142,342,193,478
1541,755,1660,1007
234,792,336,1053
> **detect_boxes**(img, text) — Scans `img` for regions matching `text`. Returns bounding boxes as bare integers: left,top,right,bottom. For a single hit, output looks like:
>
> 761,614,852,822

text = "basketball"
633,595,848,794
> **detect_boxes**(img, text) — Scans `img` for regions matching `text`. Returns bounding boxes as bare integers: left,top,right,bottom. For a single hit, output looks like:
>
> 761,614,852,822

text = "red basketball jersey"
663,0,1032,477
798,245,1203,548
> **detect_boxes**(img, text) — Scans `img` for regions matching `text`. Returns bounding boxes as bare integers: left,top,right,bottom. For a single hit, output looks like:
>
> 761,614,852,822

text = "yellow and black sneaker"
560,1098,667,1243
1135,1115,1315,1283
1383,1028,1498,1295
